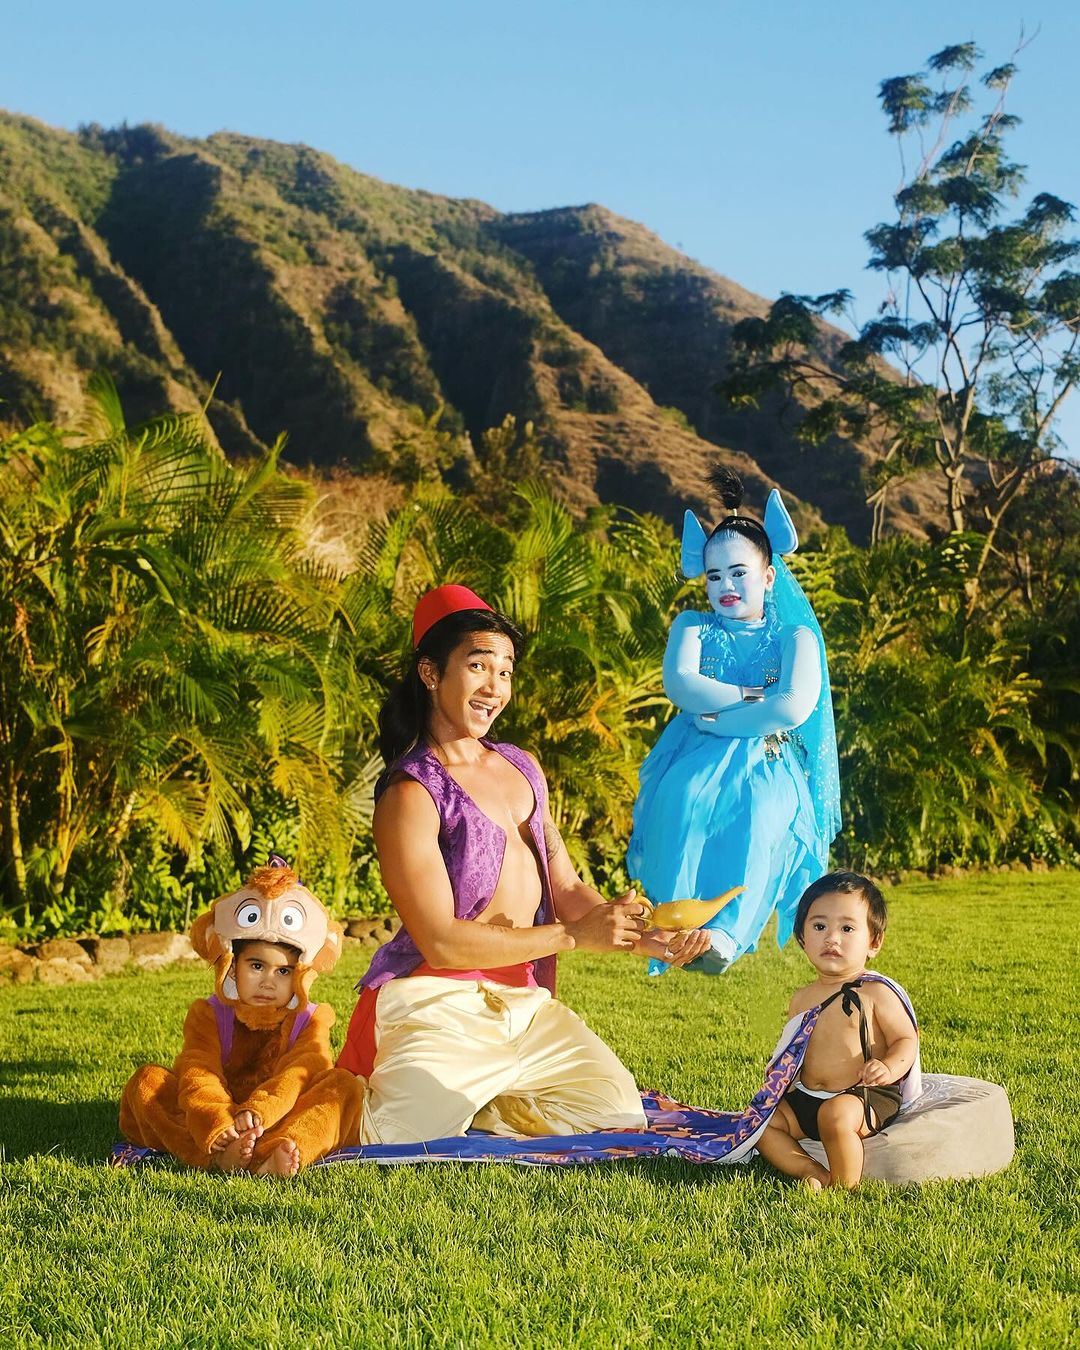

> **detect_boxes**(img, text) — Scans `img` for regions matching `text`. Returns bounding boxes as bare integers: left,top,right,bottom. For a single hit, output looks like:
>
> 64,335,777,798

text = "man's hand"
564,891,646,953
638,927,713,968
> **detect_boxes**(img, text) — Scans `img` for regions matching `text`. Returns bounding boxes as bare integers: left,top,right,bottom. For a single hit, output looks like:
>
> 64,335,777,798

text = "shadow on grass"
618,1155,767,1188
0,1096,119,1163
0,1058,85,1085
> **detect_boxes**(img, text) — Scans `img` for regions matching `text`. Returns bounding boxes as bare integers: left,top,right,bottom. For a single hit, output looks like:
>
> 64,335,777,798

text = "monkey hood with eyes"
189,861,344,1021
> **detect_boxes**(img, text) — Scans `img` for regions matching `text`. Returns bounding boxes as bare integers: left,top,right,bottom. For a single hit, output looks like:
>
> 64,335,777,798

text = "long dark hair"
377,608,526,767
706,465,772,567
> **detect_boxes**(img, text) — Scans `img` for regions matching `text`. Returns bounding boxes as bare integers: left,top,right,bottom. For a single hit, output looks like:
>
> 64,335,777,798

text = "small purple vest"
207,995,315,1063
359,740,557,995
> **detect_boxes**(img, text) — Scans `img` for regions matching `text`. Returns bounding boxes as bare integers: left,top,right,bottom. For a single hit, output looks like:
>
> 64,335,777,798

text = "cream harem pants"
359,974,646,1145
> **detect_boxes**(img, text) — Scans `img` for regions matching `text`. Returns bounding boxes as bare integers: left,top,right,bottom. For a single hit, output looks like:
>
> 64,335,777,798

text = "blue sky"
5,0,1078,450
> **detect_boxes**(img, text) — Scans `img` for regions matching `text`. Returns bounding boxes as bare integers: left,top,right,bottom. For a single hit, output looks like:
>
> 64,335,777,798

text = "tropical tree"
794,534,1066,871
494,484,682,884
4,378,1076,935
721,40,1080,612
464,414,543,526
0,376,363,931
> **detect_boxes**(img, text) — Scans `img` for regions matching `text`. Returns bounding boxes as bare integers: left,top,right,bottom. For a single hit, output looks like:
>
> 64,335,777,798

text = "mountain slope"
0,111,941,538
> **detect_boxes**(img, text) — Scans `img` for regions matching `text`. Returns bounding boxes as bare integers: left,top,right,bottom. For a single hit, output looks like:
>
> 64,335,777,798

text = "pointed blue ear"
764,489,798,556
680,510,708,579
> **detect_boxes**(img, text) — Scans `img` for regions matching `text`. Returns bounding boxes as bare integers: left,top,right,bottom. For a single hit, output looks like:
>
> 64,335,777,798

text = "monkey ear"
295,966,318,1007
309,923,344,974
189,910,223,963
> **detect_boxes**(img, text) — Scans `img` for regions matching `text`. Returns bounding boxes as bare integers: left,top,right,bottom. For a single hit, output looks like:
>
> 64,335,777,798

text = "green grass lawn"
2,873,1078,1348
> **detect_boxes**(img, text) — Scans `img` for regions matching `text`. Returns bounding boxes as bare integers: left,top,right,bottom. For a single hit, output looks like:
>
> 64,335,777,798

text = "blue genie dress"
627,579,839,973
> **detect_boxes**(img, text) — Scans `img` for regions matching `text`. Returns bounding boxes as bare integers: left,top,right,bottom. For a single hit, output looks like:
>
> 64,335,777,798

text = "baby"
120,858,363,1176
756,871,920,1188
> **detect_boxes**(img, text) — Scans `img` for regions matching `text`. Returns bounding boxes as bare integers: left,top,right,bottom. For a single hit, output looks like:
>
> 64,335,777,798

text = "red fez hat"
412,584,494,647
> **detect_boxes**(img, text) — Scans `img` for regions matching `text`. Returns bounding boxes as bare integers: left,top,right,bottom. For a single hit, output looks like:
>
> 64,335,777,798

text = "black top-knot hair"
707,463,745,514
706,463,772,568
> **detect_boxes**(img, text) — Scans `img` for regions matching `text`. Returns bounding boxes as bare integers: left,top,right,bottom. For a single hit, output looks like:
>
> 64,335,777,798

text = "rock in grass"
85,936,133,974
129,932,196,970
344,916,401,947
37,957,100,985
0,945,38,984
36,938,93,966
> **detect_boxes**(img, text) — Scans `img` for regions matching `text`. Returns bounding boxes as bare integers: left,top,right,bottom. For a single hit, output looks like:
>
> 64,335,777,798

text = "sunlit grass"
2,873,1077,1347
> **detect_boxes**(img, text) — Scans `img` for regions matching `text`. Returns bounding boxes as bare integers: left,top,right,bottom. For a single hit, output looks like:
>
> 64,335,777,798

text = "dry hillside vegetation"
1,112,948,538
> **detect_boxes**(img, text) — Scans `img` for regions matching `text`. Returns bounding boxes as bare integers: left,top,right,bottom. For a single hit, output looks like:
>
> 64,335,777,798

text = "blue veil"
770,554,841,856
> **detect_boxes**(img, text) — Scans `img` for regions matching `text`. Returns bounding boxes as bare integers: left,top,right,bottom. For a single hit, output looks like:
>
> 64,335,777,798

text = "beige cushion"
799,1074,1014,1184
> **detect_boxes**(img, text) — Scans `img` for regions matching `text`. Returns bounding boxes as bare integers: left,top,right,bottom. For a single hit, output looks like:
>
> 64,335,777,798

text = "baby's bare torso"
444,749,543,931
792,979,893,1091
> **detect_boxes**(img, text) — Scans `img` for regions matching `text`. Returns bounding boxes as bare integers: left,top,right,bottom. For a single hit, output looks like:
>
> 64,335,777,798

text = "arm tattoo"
543,818,564,862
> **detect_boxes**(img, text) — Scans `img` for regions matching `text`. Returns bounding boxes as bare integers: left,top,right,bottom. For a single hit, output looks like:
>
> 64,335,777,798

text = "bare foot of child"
254,1139,301,1177
213,1128,258,1172
803,1175,825,1192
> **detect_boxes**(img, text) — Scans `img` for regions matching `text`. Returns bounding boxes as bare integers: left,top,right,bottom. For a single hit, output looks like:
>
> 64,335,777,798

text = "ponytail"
377,666,430,768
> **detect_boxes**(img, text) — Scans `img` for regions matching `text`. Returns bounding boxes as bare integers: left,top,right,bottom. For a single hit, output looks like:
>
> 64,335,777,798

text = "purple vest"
359,740,557,995
208,995,315,1063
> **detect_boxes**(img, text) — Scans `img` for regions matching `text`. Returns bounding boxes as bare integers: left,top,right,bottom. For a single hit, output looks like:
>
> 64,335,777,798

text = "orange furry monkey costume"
119,859,363,1171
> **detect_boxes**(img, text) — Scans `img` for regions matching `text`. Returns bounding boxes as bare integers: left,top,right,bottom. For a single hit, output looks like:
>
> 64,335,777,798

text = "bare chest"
801,997,882,1086
448,753,543,924
446,753,536,834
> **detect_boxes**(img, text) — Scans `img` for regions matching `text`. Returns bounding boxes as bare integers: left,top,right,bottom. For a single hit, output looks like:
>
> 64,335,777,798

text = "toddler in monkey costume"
119,858,363,1176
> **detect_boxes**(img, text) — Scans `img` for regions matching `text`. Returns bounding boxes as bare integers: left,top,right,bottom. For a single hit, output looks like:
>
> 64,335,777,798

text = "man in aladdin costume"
119,858,363,1175
337,583,711,1143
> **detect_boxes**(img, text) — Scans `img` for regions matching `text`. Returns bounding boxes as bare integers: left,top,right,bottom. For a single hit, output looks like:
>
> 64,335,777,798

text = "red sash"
336,962,536,1079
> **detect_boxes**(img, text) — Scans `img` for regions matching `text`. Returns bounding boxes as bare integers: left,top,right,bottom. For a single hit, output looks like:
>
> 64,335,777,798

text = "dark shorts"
786,1082,903,1141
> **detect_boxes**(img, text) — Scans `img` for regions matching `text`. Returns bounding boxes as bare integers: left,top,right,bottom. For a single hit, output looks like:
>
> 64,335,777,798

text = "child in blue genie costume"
627,467,841,974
